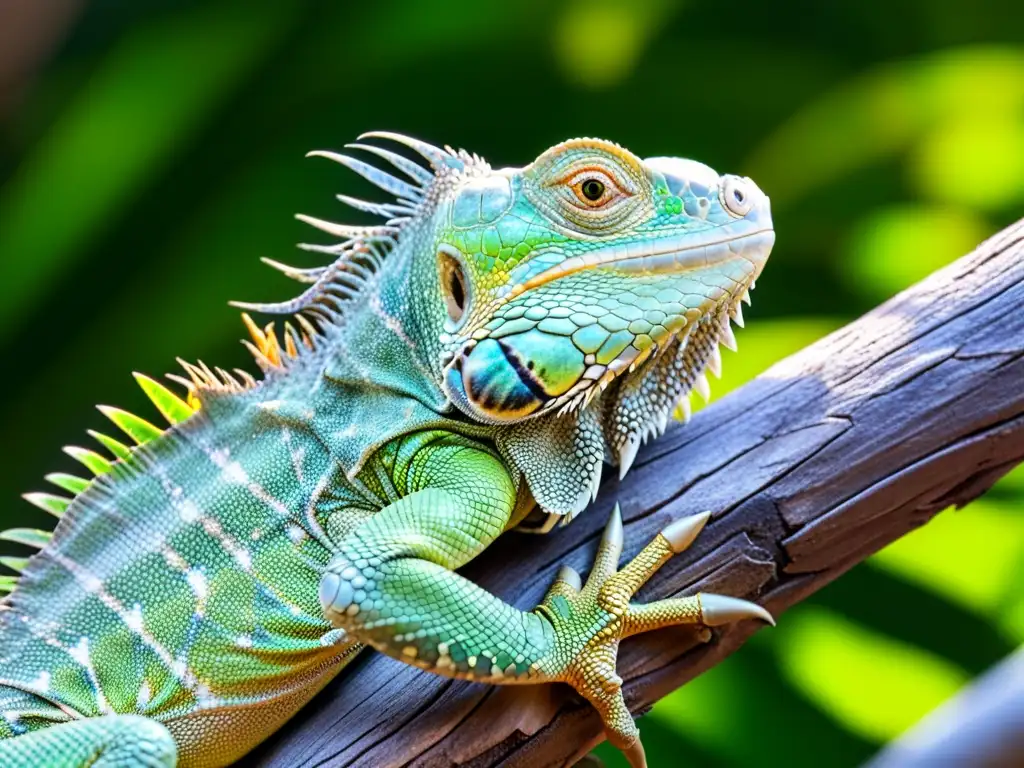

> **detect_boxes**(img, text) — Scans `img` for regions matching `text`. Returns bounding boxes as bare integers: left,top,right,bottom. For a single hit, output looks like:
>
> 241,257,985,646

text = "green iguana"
0,133,775,767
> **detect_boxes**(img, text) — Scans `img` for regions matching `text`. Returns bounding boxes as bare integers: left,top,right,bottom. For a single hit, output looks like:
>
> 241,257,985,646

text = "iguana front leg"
318,443,772,767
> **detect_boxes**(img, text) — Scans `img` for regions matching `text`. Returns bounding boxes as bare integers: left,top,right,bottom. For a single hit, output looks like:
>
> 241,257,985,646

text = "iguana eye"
567,169,621,208
438,246,470,330
581,179,605,201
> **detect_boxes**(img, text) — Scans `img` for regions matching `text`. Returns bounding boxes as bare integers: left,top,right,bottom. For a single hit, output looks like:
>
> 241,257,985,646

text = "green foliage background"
0,1,1021,765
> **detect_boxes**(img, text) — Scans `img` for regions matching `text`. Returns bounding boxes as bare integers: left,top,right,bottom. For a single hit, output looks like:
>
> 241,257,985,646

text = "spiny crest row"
1,373,200,592
1,303,325,593
230,132,477,334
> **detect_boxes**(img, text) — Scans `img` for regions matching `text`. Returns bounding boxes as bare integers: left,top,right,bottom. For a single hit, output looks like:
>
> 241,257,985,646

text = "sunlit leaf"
553,0,676,89
840,204,991,300
871,497,1024,641
628,640,874,767
774,607,969,743
995,463,1024,493
749,47,1024,207
909,118,1024,210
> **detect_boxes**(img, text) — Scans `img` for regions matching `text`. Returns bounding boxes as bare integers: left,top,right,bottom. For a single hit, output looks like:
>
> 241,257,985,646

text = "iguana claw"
541,506,774,768
700,593,775,626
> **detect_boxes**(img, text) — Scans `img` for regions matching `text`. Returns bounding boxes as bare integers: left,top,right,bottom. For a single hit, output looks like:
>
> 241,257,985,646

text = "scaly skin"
0,133,774,767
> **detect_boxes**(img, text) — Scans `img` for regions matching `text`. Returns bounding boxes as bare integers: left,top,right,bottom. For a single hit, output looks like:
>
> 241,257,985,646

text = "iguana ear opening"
438,245,471,332
495,405,606,522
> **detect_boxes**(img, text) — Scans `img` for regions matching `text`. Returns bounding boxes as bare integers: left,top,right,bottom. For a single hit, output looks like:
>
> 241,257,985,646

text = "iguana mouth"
505,226,774,301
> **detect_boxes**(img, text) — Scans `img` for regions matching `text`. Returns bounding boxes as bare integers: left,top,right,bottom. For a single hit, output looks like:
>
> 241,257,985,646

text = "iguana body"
0,134,774,767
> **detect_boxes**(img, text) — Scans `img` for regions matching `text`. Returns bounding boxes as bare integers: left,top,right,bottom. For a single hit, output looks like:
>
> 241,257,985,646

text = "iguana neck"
251,226,482,481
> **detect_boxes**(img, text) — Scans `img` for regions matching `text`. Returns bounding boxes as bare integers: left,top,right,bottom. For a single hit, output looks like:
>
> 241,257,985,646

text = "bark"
250,219,1024,768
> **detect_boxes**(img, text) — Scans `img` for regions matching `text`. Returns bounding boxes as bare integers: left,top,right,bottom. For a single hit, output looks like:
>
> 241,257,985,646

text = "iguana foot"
537,504,773,768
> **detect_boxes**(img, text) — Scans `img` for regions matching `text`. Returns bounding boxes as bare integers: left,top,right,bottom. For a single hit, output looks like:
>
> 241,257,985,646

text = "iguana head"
241,133,773,519
429,138,773,431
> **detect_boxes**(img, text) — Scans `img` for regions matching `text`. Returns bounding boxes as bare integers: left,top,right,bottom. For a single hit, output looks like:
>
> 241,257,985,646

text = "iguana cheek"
459,333,585,422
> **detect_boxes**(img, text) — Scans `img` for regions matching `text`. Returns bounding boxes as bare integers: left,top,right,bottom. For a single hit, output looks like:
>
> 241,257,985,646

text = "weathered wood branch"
250,219,1024,767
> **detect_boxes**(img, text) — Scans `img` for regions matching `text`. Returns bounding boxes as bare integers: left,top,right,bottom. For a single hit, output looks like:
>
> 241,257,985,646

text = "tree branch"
251,219,1024,767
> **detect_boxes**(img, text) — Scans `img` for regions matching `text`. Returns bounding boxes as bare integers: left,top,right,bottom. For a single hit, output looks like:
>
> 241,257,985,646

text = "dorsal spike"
197,361,219,385
232,298,304,316
133,373,195,425
45,472,90,495
294,213,398,240
88,430,132,461
335,194,413,219
283,323,300,358
357,131,462,171
294,313,320,344
64,446,113,476
22,492,70,519
296,242,352,256
241,313,268,348
260,257,327,284
165,374,199,405
97,406,163,446
306,151,422,201
0,556,29,575
345,142,434,185
177,359,215,389
260,326,282,367
214,368,243,390
0,528,52,550
231,260,364,317
242,340,275,371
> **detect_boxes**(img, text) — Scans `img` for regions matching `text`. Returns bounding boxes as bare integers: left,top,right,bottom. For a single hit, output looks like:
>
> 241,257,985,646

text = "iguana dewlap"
0,133,774,768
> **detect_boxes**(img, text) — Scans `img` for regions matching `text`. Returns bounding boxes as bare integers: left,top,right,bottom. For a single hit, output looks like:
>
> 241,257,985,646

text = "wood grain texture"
249,219,1024,767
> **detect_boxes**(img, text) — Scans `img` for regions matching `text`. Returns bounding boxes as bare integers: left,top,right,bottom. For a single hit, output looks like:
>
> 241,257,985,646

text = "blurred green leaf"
908,117,1024,210
774,606,969,743
0,2,297,342
749,47,1024,208
871,496,1024,641
840,204,991,300
553,0,677,89
639,642,874,768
